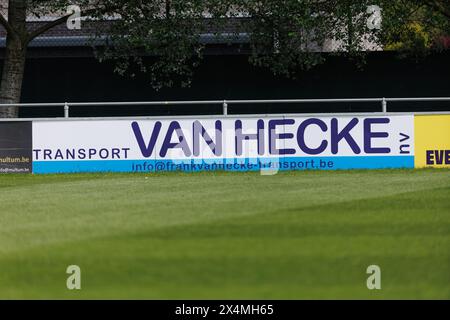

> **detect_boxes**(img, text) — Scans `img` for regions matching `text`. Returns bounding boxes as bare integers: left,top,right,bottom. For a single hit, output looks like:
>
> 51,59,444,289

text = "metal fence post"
382,98,387,113
223,100,228,116
64,102,70,118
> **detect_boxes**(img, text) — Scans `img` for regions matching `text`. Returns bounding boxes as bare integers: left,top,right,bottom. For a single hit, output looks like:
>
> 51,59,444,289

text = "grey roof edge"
0,33,251,48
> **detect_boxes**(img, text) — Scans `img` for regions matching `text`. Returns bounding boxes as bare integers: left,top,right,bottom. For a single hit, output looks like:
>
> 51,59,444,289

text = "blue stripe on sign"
33,156,415,174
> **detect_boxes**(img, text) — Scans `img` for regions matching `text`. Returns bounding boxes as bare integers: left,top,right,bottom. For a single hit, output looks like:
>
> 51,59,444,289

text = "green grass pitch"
0,169,449,299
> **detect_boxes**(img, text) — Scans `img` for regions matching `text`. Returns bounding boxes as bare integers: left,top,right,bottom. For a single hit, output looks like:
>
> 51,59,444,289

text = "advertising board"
31,115,415,173
0,122,32,173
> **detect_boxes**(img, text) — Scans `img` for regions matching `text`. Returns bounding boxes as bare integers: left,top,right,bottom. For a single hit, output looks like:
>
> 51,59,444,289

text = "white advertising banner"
32,115,415,173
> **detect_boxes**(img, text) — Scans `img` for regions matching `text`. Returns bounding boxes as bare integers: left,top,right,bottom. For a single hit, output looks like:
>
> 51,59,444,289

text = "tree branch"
25,14,71,44
0,12,14,35
25,7,117,45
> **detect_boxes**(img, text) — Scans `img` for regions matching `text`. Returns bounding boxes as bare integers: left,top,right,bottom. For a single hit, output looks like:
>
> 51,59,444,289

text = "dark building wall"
14,50,450,117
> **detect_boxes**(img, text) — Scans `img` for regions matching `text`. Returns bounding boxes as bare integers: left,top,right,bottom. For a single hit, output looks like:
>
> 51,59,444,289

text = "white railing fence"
1,97,450,118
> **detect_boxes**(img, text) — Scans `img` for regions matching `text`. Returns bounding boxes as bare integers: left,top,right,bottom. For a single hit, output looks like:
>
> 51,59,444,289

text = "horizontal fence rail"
1,97,450,119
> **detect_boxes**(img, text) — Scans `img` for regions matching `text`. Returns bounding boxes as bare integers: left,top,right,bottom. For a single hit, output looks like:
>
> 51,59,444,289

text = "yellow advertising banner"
414,115,450,168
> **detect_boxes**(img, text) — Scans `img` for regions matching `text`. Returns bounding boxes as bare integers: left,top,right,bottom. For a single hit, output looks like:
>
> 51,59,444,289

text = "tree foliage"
0,0,448,114
75,0,448,87
379,0,450,55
